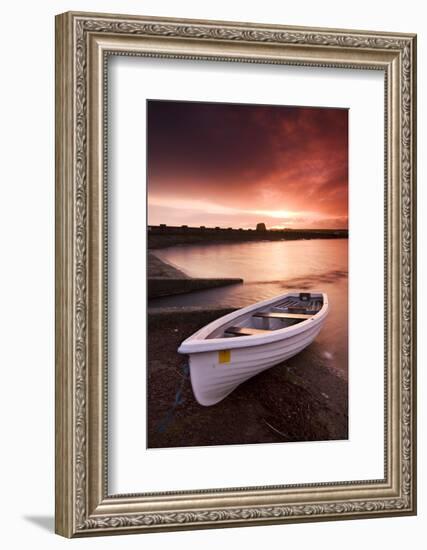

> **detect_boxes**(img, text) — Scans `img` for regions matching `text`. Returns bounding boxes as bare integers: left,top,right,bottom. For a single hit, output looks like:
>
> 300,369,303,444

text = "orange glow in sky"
147,101,348,230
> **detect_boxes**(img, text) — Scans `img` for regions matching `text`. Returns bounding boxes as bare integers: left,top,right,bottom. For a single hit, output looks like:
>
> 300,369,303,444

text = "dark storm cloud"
147,100,348,228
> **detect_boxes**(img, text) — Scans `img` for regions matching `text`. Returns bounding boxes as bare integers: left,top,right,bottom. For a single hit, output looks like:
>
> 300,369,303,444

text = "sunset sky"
147,100,348,230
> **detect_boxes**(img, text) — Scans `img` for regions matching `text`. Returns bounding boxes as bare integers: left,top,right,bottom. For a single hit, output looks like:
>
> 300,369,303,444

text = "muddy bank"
147,307,348,448
148,252,243,298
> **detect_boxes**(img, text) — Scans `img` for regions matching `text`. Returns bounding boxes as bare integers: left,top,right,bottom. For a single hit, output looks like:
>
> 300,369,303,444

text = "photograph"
146,99,349,449
53,8,416,538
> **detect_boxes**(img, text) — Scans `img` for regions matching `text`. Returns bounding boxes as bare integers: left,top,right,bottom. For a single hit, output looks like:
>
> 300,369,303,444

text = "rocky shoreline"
147,307,348,448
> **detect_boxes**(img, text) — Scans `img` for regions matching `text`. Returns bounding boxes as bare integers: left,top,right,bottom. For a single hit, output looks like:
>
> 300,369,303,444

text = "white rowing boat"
178,291,328,406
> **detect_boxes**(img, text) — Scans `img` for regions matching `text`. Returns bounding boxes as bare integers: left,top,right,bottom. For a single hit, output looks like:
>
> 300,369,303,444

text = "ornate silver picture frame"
55,11,416,537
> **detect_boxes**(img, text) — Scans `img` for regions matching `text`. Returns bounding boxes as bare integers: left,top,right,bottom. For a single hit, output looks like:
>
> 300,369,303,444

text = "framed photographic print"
55,11,417,537
146,99,349,447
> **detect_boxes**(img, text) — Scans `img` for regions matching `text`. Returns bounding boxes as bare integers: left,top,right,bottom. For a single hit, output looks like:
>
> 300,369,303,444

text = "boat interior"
207,293,324,339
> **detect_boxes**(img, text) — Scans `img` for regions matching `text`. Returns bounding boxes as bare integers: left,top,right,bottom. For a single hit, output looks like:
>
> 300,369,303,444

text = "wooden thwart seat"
254,311,312,320
225,326,272,337
284,305,313,313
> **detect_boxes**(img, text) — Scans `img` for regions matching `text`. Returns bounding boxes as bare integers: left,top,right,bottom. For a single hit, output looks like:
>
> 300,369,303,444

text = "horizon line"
148,224,349,231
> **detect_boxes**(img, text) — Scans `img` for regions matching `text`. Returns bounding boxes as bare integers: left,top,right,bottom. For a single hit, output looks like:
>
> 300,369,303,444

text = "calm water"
150,239,348,378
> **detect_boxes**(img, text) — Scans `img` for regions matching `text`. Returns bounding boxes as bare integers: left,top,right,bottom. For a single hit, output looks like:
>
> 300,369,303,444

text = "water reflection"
150,239,348,378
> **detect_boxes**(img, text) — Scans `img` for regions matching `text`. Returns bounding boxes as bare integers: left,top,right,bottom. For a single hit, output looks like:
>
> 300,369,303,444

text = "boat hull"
189,317,324,406
178,291,328,406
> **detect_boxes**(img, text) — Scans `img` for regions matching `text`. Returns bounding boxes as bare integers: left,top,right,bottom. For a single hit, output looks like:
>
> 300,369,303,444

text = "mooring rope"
156,363,190,433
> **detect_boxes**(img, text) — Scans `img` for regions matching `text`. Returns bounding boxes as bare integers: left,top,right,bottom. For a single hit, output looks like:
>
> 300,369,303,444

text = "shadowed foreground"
147,308,348,448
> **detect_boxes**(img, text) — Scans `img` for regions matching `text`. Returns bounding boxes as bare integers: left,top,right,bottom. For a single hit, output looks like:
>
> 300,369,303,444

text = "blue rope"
156,363,190,433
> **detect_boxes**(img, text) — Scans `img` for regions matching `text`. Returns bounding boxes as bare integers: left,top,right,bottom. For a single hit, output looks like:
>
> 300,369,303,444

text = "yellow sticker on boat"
218,350,231,364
